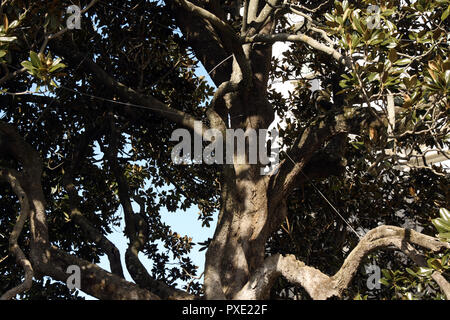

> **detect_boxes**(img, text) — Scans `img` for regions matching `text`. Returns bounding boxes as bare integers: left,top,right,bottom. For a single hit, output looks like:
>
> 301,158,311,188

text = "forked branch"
235,225,450,300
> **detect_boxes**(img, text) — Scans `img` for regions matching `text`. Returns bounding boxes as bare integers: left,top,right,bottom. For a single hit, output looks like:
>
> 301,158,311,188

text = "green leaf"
427,258,442,270
324,13,335,22
410,75,418,87
50,79,58,87
438,232,450,240
388,49,398,63
0,36,16,42
439,208,450,221
433,218,450,233
351,11,363,34
343,8,351,22
367,72,379,82
381,269,392,279
395,58,412,66
406,268,416,276
341,74,351,80
385,20,395,31
49,62,66,73
441,5,450,21
442,253,450,266
63,212,71,222
20,60,36,71
51,57,62,66
8,20,19,29
29,51,41,67
416,267,433,277
50,186,58,195
339,79,348,88
342,0,349,11
351,141,364,149
444,70,450,84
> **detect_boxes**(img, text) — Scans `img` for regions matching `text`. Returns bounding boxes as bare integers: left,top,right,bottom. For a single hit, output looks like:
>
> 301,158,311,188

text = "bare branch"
0,169,33,300
289,1,331,13
235,225,450,300
241,0,249,33
169,2,232,86
242,33,352,68
247,0,260,24
254,0,282,26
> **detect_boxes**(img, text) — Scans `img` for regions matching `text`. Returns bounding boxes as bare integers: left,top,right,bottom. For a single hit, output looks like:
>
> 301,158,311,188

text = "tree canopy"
0,0,449,300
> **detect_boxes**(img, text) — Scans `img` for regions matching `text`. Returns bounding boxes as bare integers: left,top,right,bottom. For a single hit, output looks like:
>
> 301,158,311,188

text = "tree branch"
242,33,351,68
169,1,232,86
0,121,160,300
0,169,34,300
247,0,260,23
41,246,160,300
60,124,124,277
269,114,349,206
176,0,252,85
63,177,125,278
102,116,196,300
235,225,450,300
254,0,282,26
52,47,209,139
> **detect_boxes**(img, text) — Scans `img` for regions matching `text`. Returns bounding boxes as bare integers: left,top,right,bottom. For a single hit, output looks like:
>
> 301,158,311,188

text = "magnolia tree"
0,0,449,300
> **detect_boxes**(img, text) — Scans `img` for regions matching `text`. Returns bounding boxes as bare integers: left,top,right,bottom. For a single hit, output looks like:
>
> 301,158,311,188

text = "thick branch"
40,246,160,300
0,169,34,300
0,121,49,253
177,0,252,85
247,0,259,23
169,1,232,86
235,225,450,300
254,0,281,26
63,178,124,278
